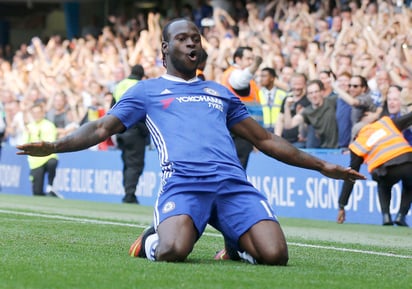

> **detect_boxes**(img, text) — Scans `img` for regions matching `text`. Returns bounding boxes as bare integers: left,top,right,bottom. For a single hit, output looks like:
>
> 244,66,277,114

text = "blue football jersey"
108,75,251,177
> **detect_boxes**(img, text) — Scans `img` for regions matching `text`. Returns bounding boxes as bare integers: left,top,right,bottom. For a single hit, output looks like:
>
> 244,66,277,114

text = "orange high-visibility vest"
221,66,260,103
349,116,412,172
196,69,205,80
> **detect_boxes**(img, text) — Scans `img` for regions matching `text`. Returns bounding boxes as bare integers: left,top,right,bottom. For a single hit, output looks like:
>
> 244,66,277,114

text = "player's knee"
156,239,192,262
258,246,289,266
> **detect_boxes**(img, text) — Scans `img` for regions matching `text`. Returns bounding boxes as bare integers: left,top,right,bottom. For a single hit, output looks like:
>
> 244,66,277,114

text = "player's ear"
161,41,168,55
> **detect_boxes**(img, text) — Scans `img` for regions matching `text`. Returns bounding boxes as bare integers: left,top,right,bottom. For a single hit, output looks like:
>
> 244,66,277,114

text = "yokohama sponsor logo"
175,95,223,105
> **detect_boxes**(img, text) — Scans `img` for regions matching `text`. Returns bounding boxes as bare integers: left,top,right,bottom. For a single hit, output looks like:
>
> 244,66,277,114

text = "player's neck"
163,73,198,83
167,68,196,81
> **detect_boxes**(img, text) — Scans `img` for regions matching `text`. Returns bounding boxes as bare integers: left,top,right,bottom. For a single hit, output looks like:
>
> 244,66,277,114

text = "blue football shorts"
154,174,279,251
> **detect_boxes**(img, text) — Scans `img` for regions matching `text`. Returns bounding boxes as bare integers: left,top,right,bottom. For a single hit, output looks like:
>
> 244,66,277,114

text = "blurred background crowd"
1,0,412,150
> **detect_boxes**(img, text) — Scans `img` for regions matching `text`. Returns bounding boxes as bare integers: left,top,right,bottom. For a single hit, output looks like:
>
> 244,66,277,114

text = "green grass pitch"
0,193,411,289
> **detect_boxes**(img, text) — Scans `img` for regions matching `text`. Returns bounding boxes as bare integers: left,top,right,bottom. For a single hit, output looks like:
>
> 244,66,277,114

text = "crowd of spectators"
1,0,412,150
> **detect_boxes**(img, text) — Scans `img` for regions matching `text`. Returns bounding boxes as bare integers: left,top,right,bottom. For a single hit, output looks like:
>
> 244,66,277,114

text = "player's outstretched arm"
17,115,125,157
231,118,366,182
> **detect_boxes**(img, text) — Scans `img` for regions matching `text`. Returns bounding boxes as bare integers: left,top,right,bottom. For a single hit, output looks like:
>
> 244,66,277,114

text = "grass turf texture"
1,193,411,289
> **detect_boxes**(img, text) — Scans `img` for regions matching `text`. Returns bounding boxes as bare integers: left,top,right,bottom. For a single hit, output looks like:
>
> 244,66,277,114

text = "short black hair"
162,18,193,42
130,64,145,80
162,19,175,42
352,74,368,88
233,46,252,63
262,67,276,78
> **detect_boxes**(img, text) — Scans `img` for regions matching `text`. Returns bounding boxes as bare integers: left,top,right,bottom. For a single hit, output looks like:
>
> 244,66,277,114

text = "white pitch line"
1,209,411,259
288,242,412,259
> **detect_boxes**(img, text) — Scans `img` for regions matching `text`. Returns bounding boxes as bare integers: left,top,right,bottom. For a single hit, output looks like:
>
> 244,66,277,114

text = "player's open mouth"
188,51,197,61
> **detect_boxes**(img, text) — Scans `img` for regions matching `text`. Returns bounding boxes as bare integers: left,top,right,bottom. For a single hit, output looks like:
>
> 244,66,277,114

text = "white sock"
46,185,53,193
144,233,159,261
238,251,257,264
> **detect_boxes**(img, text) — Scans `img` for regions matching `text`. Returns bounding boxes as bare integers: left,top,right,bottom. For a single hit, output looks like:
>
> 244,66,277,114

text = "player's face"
163,20,202,80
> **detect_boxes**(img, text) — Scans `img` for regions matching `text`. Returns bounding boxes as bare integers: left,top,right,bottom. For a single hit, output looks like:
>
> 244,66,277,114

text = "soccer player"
17,19,365,265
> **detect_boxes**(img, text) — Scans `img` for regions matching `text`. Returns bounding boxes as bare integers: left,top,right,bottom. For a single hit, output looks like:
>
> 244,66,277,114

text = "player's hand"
320,164,366,183
16,141,56,157
337,208,346,224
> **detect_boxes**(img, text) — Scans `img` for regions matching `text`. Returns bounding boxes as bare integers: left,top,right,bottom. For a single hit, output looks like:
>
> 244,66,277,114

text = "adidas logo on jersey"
160,89,172,95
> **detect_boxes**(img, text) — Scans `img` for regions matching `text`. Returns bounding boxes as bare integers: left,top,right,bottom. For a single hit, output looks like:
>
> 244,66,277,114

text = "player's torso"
142,78,245,175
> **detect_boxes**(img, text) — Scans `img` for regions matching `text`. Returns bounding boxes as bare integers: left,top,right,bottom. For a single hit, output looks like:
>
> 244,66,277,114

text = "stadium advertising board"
0,146,406,225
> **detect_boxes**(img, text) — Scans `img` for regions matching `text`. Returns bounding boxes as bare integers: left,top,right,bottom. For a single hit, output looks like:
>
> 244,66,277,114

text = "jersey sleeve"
225,88,250,128
107,81,147,129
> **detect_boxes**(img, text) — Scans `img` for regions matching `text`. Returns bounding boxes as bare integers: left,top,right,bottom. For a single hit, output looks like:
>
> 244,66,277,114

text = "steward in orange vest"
338,113,412,226
220,47,263,126
349,116,412,172
220,47,262,170
221,66,261,103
